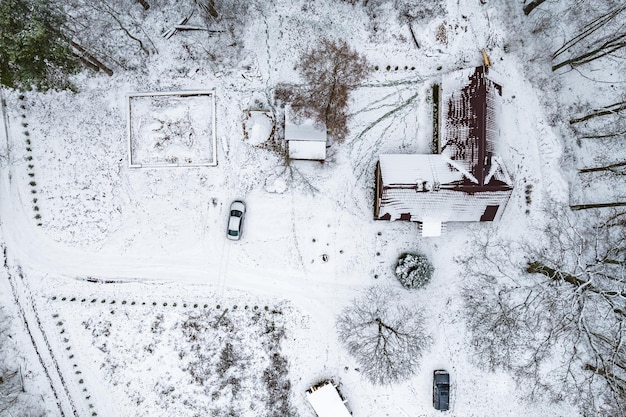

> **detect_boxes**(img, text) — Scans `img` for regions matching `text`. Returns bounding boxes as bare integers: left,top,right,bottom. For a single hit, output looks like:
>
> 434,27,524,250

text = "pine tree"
0,0,79,91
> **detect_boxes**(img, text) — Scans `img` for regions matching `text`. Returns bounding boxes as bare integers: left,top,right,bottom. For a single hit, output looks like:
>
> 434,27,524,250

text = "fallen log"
70,41,113,76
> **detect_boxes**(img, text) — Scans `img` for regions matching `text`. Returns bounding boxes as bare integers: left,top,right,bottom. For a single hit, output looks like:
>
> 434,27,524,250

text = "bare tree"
552,5,626,71
194,0,251,65
61,0,160,72
461,203,626,416
336,285,431,384
396,0,445,49
570,101,626,125
579,161,626,174
293,38,371,142
523,0,546,16
571,202,626,210
396,0,445,24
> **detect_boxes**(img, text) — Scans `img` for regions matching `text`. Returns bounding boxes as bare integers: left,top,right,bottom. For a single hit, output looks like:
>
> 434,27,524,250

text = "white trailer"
305,379,352,417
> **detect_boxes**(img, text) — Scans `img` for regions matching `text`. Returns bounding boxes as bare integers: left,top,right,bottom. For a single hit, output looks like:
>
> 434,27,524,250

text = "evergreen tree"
0,0,79,91
395,252,434,289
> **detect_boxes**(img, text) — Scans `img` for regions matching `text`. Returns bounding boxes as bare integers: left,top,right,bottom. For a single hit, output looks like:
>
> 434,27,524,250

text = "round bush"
395,252,434,289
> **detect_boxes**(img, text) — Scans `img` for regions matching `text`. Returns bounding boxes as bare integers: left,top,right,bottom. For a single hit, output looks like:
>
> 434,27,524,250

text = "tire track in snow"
217,240,230,296
1,92,79,417
289,191,306,273
3,259,78,417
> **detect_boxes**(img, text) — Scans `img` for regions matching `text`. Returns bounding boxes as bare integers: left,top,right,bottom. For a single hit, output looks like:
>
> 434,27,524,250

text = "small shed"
285,105,327,161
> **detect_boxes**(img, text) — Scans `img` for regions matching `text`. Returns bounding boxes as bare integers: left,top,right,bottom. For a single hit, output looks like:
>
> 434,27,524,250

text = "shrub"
395,252,434,289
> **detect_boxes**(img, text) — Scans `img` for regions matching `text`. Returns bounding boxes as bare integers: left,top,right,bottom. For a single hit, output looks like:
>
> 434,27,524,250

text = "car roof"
228,216,241,230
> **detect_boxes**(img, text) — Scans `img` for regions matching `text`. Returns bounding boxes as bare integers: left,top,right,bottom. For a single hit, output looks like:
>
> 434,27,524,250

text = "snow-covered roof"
378,154,465,187
376,153,513,223
306,382,351,417
375,67,514,226
288,140,327,160
285,105,327,142
245,110,273,146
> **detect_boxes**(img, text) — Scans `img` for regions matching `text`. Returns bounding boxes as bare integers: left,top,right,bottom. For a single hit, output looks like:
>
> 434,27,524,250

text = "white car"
227,200,246,240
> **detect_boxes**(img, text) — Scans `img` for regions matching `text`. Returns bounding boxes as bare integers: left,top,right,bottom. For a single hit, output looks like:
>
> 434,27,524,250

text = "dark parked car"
227,200,246,241
433,370,450,411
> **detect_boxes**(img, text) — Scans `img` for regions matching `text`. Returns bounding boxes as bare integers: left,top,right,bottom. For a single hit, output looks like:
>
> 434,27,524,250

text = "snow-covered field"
1,0,622,416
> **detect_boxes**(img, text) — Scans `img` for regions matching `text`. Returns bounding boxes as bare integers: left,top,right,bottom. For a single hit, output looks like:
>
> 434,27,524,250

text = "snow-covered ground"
3,0,621,416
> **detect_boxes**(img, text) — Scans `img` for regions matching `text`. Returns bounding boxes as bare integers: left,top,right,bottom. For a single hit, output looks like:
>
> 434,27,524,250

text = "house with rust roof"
374,66,513,236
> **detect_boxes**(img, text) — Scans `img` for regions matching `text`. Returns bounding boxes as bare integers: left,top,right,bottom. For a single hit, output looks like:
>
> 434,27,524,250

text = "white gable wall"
288,140,327,160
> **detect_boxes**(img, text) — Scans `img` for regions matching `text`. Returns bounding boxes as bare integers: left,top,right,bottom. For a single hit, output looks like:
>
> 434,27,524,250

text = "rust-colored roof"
441,66,504,189
375,66,513,223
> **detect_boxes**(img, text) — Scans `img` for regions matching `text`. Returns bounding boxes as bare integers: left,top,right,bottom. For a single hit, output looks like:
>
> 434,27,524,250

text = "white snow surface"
1,0,606,416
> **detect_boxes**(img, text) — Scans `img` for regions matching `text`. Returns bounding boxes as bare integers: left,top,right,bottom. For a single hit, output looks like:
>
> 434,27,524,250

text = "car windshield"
231,209,242,217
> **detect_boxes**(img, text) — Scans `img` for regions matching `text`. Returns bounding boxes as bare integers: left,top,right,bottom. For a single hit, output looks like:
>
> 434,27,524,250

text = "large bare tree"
336,285,431,384
551,4,626,71
292,38,371,143
461,203,626,417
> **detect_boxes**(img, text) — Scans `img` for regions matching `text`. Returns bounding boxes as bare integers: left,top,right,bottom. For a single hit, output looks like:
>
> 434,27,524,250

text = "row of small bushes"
52,314,98,416
525,183,533,215
19,94,42,227
50,296,271,311
374,65,417,71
